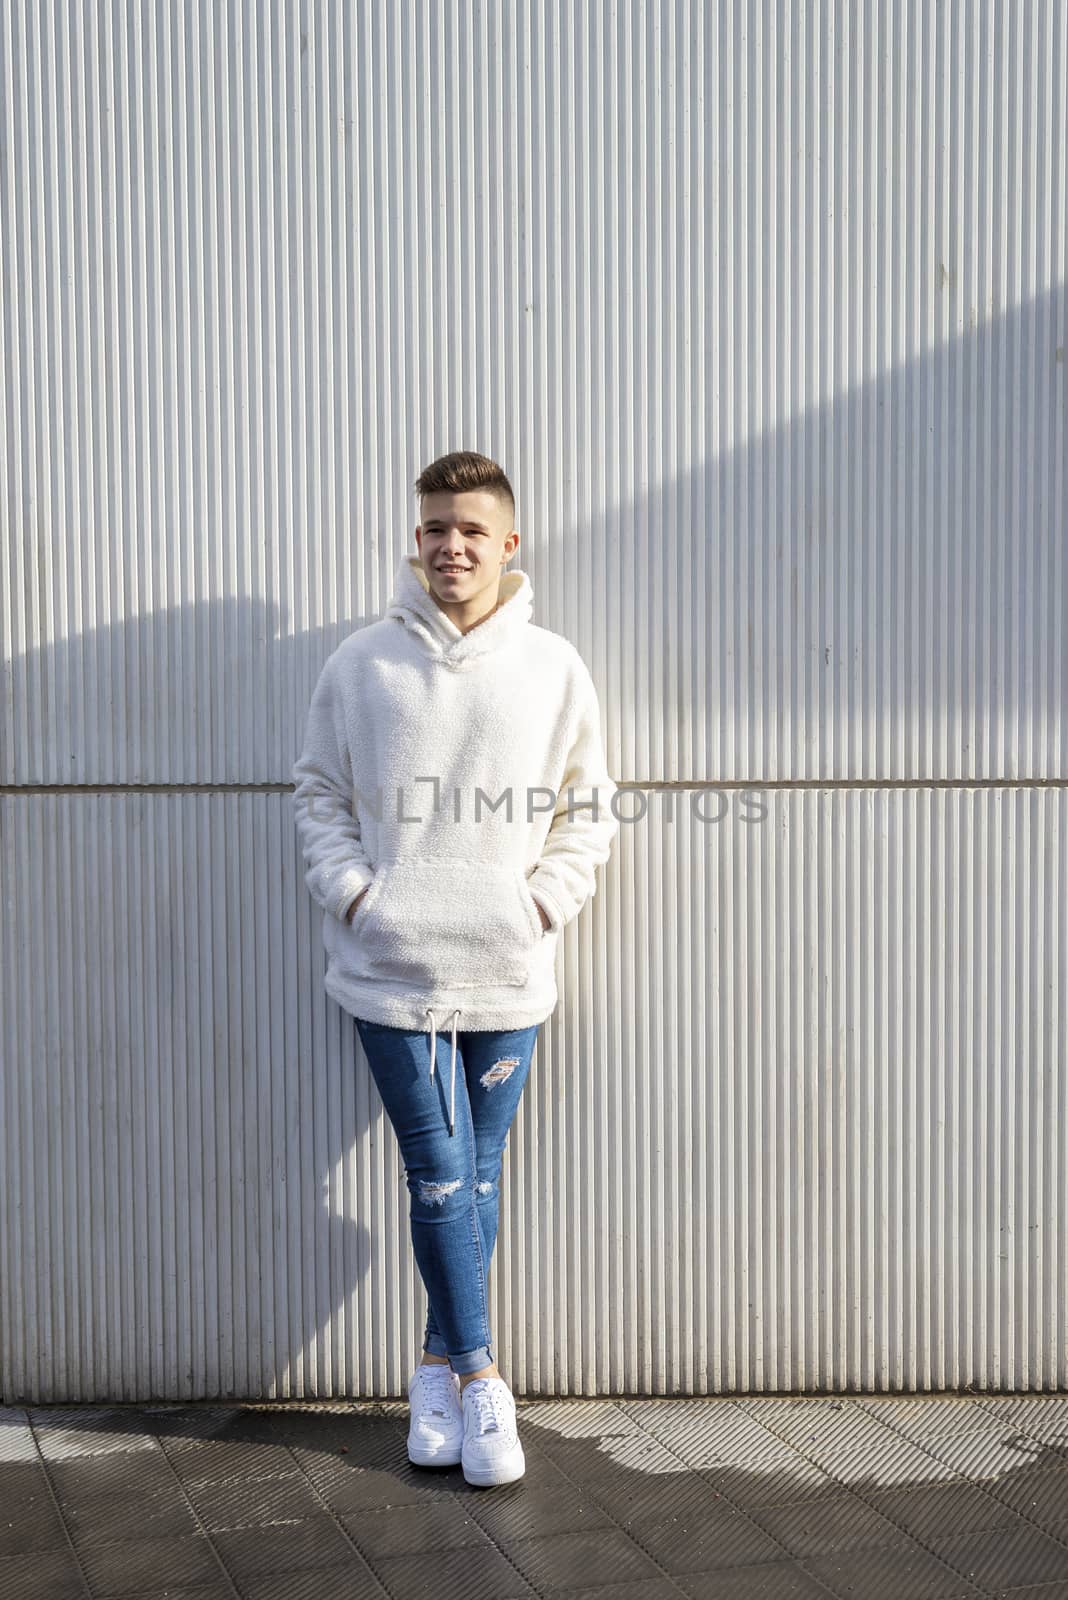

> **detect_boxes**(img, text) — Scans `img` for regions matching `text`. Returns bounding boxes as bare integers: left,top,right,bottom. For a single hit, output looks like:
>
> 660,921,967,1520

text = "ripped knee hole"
416,1175,499,1204
416,1176,465,1206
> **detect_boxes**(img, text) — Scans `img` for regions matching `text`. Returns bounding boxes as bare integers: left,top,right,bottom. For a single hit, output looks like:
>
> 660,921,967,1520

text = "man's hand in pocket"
346,886,370,925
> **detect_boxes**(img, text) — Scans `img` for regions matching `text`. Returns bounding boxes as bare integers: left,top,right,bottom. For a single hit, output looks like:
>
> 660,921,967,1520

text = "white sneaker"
407,1362,463,1466
460,1375,526,1486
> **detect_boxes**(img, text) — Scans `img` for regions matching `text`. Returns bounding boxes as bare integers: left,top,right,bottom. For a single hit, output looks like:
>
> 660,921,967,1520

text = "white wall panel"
2,0,1064,788
1,0,1065,1398
1,788,1064,1401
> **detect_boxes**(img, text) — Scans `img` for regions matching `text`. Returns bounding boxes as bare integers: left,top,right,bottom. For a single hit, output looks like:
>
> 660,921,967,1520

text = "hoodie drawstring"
426,1007,462,1136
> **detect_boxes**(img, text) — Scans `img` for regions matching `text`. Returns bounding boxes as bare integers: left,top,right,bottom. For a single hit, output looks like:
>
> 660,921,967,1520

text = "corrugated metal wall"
1,0,1064,1402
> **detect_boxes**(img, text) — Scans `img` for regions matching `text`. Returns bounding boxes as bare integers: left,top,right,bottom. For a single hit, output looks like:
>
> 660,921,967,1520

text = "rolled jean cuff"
422,1332,450,1358
448,1345,493,1376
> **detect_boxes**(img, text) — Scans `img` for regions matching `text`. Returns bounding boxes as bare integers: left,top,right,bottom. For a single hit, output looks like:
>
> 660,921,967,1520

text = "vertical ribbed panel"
2,0,1064,787
2,1,1065,1398
0,788,1064,1400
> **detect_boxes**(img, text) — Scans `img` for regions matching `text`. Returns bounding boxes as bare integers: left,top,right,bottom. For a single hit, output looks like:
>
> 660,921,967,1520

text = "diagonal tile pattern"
0,1394,1066,1598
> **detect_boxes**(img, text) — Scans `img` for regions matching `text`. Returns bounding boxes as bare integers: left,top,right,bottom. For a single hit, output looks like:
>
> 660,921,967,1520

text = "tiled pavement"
2,1394,1068,1599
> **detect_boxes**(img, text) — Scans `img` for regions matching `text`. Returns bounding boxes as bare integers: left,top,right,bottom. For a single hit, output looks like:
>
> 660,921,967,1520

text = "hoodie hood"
385,554,534,668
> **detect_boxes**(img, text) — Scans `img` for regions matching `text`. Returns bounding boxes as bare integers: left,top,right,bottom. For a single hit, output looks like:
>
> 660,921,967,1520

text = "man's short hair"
414,450,516,527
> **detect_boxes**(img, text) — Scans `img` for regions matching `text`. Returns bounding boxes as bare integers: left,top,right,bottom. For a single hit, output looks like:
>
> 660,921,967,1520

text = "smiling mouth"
438,566,471,573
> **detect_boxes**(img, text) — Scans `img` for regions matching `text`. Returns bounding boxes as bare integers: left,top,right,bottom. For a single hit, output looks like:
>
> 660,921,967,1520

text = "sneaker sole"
408,1437,463,1467
461,1439,526,1486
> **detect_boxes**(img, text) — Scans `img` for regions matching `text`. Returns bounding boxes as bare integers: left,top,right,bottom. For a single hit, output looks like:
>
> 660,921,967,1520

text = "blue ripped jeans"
354,1016,540,1376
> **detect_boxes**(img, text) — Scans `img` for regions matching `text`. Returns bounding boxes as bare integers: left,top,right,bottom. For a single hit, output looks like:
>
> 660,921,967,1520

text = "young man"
291,450,618,1487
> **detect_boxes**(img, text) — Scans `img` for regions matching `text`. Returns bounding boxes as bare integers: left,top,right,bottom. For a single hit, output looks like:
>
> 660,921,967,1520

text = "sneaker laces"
414,1365,457,1418
463,1378,511,1435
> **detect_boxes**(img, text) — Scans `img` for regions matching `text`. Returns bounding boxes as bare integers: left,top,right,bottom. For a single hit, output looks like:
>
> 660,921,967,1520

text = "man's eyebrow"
424,519,489,531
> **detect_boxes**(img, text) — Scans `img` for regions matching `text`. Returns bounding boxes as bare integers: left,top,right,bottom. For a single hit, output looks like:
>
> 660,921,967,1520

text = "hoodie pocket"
343,858,541,990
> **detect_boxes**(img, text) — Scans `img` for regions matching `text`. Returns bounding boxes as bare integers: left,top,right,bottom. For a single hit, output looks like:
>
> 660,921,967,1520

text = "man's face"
415,489,519,616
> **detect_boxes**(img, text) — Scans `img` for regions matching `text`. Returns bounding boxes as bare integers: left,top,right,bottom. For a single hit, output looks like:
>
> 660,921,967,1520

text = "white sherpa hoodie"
291,553,619,1052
